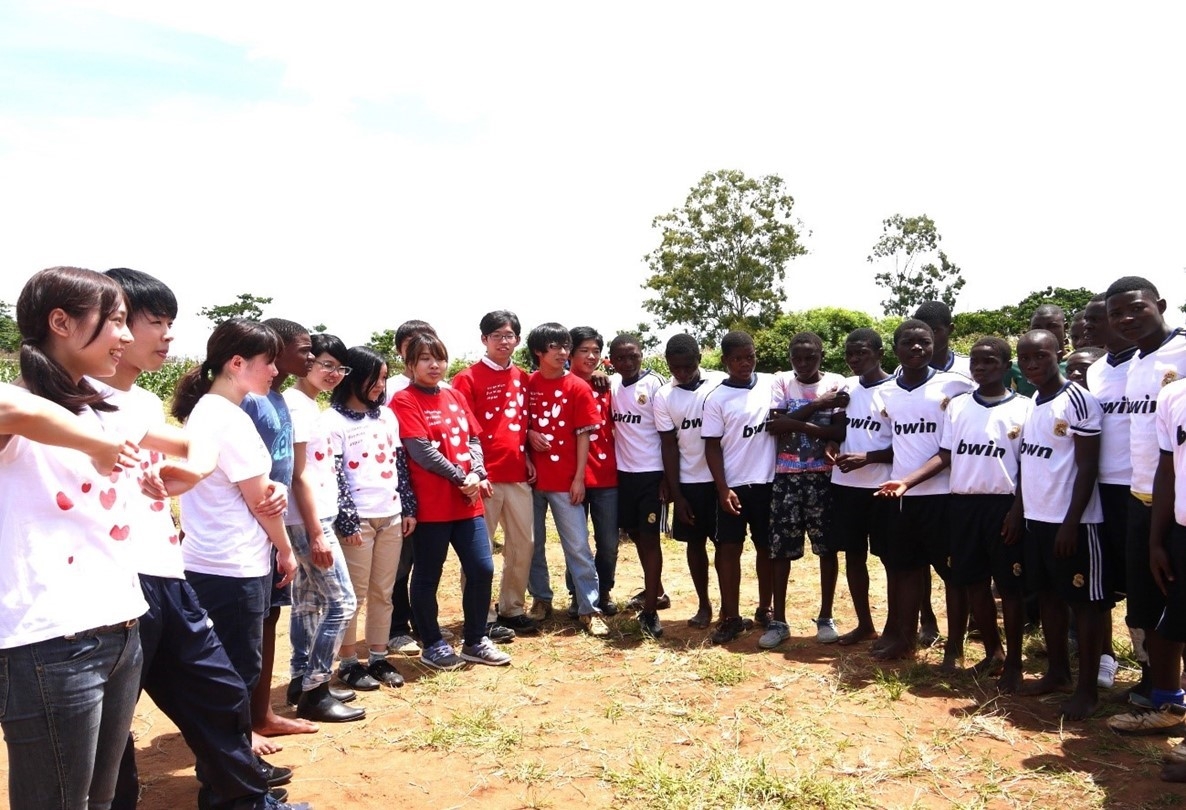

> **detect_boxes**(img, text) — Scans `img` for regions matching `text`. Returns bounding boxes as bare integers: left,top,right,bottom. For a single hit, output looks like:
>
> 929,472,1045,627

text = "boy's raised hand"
875,480,908,498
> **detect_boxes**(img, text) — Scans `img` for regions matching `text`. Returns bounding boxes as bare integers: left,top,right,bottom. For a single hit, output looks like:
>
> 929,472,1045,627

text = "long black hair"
171,319,282,421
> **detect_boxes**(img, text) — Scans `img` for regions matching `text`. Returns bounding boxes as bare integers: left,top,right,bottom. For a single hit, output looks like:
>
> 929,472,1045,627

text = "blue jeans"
565,487,619,598
1,623,142,810
411,518,494,648
529,490,601,614
186,572,269,695
287,518,357,688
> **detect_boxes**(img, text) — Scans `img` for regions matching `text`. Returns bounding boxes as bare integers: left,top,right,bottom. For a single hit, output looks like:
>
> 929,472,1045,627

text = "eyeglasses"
486,332,519,343
313,360,352,376
545,342,571,353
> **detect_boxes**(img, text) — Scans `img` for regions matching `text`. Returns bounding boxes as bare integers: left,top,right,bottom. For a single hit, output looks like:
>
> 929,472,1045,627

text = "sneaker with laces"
625,591,672,611
754,606,773,629
367,658,404,687
711,616,754,645
1098,654,1119,689
497,613,541,635
420,639,466,671
486,622,516,643
759,620,791,649
638,610,663,639
387,634,421,656
1107,705,1186,735
815,617,840,644
528,599,553,622
263,795,311,810
581,613,610,637
336,661,380,691
461,637,512,666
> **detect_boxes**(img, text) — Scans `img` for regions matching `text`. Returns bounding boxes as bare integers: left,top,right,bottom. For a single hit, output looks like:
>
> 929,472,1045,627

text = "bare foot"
970,652,1006,678
937,654,961,675
1018,672,1073,696
871,640,917,661
837,627,879,647
252,732,283,756
1059,690,1098,720
996,665,1023,694
254,713,319,738
687,608,712,629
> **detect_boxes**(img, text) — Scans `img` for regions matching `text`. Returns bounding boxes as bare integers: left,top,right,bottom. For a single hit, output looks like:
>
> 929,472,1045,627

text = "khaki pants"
341,514,403,650
484,482,535,618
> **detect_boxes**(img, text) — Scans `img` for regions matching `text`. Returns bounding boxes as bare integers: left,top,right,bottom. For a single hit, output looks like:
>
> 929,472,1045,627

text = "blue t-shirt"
242,390,294,487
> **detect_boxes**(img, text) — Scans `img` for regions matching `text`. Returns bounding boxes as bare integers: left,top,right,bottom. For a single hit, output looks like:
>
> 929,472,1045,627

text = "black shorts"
715,483,773,548
1156,523,1186,642
1024,520,1108,604
617,470,663,534
1125,495,1165,629
672,481,717,543
768,473,832,559
829,484,889,559
948,494,1024,596
1098,483,1129,602
883,494,950,579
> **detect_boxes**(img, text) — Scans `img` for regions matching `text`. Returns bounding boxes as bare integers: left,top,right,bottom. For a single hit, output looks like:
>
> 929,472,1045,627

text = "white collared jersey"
1085,348,1137,486
701,373,777,487
830,374,895,489
610,370,666,473
939,391,1032,495
873,369,974,496
1127,330,1186,495
1019,382,1103,524
653,370,726,485
892,351,972,380
1155,379,1186,526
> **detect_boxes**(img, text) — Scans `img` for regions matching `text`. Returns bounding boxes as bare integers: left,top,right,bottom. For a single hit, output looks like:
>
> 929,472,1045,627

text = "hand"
875,480,908,498
402,516,417,537
658,477,671,505
340,531,363,547
525,456,537,484
817,389,849,409
590,369,610,391
1000,507,1023,546
95,438,140,476
569,478,586,506
146,460,205,498
836,452,868,473
528,430,551,452
1053,522,1077,559
309,531,333,570
253,482,287,518
459,472,481,499
275,548,298,588
673,494,696,526
719,488,741,516
1152,542,1176,595
823,442,840,464
478,479,494,498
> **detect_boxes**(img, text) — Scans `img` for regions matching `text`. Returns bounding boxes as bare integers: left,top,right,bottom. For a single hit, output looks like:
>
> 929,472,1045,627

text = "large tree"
642,169,807,346
868,214,965,317
198,292,273,325
0,301,19,353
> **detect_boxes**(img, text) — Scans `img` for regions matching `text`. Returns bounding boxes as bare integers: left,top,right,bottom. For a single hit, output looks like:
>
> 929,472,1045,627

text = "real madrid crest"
1007,425,1020,440
1164,370,1179,387
940,396,950,411
638,394,648,405
1012,563,1022,577
1053,419,1069,437
1072,573,1084,588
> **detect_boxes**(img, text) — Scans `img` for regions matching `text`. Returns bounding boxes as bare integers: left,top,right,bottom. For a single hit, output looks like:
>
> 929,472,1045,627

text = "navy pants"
112,575,268,810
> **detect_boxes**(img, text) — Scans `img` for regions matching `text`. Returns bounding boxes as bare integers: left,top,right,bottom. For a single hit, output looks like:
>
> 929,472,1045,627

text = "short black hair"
720,330,754,357
609,334,641,355
311,333,348,365
104,267,178,322
569,326,603,351
262,317,309,345
395,320,436,353
1105,276,1160,301
1068,346,1105,364
331,345,388,410
526,322,571,358
972,335,1011,365
912,300,953,329
893,318,933,344
1030,303,1065,321
846,327,883,351
479,310,520,337
665,333,699,358
790,331,823,352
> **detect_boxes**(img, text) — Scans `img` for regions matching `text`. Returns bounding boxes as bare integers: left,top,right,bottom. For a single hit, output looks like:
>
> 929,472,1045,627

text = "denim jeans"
185,572,270,695
573,486,619,598
411,518,494,648
287,517,357,689
529,490,601,614
1,623,142,810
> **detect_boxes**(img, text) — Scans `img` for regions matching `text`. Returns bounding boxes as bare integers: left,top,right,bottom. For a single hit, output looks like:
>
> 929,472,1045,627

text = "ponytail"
170,363,214,422
171,318,282,422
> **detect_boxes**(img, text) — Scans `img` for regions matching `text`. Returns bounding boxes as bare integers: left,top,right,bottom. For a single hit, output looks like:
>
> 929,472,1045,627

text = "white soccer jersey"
831,374,895,489
1155,379,1186,526
653,370,725,484
939,391,1032,496
874,370,974,496
1020,382,1103,524
1086,348,1137,486
701,374,777,487
611,370,666,473
1127,330,1186,495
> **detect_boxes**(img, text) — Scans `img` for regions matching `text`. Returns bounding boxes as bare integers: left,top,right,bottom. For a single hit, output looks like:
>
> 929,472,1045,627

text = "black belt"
64,618,138,641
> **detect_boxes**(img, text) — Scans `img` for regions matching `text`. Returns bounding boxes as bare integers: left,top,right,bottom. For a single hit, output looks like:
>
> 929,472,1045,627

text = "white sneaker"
1107,705,1186,735
759,620,790,650
815,617,840,644
387,634,421,656
1097,654,1119,689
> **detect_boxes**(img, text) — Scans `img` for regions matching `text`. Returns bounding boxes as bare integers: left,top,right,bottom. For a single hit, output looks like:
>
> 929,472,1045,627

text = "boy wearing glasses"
524,323,608,636
451,311,540,636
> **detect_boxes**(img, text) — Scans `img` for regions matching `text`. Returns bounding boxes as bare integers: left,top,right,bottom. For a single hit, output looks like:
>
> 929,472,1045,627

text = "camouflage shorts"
768,472,832,560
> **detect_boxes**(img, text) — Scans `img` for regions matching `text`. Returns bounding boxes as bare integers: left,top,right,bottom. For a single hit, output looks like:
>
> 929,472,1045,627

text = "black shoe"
297,682,366,722
638,610,663,639
496,613,540,635
754,606,773,628
711,616,754,645
367,658,405,687
486,622,516,643
285,677,302,706
600,593,619,617
257,757,292,787
288,677,357,705
626,591,672,611
270,788,288,804
337,661,381,691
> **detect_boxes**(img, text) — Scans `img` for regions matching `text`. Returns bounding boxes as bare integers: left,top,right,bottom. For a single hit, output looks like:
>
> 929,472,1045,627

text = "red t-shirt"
584,382,618,488
450,360,529,484
527,371,600,493
391,386,484,523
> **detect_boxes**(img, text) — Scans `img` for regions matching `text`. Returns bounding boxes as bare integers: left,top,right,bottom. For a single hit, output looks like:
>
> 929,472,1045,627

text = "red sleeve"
570,377,601,429
391,390,430,440
449,367,484,433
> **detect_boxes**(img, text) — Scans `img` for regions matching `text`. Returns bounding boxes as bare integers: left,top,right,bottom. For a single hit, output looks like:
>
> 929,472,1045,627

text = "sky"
2,1,1185,360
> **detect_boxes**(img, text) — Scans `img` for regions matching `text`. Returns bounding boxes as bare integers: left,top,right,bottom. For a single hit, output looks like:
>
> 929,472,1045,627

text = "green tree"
0,301,19,353
642,169,807,346
198,293,272,325
952,286,1096,340
868,214,965,317
367,329,401,370
752,307,876,375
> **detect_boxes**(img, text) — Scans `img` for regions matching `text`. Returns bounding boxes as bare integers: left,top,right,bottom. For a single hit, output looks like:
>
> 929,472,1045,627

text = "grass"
406,704,523,755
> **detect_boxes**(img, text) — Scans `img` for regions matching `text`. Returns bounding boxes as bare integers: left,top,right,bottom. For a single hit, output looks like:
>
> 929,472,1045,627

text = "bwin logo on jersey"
1019,439,1053,459
847,415,881,432
894,419,937,436
956,439,1006,458
1177,425,1186,446
680,417,702,430
612,412,641,424
742,421,769,438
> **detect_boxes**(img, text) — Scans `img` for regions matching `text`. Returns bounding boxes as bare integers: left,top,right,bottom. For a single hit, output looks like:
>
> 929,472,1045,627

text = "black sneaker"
600,593,619,616
754,606,773,629
496,613,540,635
486,622,516,643
367,658,405,687
711,616,754,645
625,591,672,611
257,757,292,787
336,661,380,691
638,610,663,639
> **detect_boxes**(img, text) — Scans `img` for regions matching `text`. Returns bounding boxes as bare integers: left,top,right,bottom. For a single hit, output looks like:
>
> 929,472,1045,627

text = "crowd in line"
4,266,1186,810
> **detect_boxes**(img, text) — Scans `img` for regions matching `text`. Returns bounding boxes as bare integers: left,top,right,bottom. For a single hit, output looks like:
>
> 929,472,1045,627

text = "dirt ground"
5,534,1186,809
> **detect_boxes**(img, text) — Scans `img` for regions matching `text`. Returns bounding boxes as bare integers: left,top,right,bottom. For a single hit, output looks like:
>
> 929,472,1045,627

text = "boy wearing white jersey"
872,319,974,661
654,334,725,629
703,331,777,645
829,328,895,646
879,337,1031,690
913,301,972,378
608,334,668,638
1015,329,1106,721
